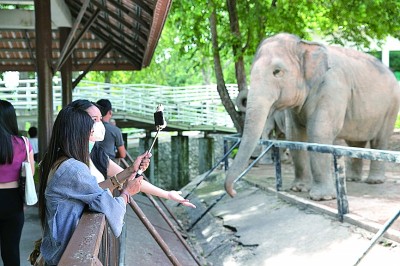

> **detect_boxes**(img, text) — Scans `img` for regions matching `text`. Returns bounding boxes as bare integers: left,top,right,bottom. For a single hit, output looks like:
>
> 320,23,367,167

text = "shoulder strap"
21,136,30,163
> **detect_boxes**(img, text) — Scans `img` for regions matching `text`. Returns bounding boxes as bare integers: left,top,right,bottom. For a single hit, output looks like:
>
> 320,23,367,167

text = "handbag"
19,136,38,206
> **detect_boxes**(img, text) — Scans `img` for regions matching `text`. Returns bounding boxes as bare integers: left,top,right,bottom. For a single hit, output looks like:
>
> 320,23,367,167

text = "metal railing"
183,135,400,265
0,79,238,132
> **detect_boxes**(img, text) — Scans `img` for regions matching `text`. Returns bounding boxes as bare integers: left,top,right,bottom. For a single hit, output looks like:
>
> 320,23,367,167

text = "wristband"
112,175,124,190
121,191,131,203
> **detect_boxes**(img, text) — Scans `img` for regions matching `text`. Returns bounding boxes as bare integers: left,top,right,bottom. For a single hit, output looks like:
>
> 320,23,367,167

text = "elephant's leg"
308,152,336,200
365,138,387,184
306,114,338,200
288,126,312,192
345,140,367,182
290,149,312,192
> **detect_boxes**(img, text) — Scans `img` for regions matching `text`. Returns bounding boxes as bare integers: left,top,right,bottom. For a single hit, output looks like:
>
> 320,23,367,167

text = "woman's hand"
123,176,143,196
168,191,196,208
131,151,152,173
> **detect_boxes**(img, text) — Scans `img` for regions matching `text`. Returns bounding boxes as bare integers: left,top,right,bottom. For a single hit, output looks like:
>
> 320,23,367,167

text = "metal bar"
141,190,202,265
124,152,187,229
264,140,400,163
148,129,161,153
353,210,400,266
333,155,349,222
120,157,184,231
121,158,199,264
272,146,282,191
233,144,273,183
183,139,240,200
128,200,182,266
188,144,273,231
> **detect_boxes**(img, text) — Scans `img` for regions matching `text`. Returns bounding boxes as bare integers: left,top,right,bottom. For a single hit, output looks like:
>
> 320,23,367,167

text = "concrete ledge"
245,179,400,244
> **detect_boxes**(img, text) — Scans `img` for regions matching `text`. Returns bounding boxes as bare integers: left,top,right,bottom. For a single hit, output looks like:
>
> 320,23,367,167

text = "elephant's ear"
299,41,329,89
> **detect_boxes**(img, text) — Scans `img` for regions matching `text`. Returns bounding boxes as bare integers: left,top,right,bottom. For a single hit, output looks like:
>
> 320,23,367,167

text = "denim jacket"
40,158,126,265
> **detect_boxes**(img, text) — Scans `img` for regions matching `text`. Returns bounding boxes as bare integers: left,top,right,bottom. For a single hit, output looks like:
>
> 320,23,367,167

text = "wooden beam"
35,0,54,160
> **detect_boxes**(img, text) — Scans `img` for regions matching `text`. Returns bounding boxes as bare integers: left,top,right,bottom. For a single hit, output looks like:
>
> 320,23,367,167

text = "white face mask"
92,121,105,141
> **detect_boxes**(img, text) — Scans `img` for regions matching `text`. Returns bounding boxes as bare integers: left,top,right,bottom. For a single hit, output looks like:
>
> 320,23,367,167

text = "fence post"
333,154,349,222
272,146,282,191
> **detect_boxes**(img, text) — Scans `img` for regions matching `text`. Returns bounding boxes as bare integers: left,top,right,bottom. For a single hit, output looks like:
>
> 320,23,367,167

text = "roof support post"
60,27,73,107
34,0,53,160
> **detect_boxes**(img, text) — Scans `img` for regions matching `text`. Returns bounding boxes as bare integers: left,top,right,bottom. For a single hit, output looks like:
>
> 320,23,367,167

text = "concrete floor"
173,166,400,266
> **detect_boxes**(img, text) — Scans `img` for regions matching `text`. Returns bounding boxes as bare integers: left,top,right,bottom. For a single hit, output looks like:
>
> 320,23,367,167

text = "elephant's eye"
273,69,283,77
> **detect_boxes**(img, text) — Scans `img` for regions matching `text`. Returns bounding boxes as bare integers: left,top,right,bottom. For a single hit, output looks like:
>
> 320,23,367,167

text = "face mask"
92,121,105,141
89,141,95,153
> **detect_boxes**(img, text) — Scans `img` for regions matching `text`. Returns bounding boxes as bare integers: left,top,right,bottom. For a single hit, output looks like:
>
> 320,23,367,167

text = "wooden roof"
0,0,172,72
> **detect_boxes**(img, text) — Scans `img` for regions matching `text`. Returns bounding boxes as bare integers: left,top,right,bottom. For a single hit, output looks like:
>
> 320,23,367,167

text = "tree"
87,0,400,132
170,0,400,132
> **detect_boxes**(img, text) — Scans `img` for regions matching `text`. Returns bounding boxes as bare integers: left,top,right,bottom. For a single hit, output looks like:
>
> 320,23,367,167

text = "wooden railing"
59,212,119,266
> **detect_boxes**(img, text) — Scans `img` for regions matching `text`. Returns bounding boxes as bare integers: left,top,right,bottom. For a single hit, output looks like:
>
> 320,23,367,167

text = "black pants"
0,188,24,266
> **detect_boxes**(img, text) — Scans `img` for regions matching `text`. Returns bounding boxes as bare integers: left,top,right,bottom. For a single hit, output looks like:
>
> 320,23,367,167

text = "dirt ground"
243,131,400,235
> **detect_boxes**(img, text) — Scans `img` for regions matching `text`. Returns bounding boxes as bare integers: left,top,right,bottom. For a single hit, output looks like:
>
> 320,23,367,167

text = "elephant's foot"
365,174,385,184
309,184,336,201
290,180,310,192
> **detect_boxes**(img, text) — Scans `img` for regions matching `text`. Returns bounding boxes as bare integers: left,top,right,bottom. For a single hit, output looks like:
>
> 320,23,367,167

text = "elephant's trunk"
225,100,273,197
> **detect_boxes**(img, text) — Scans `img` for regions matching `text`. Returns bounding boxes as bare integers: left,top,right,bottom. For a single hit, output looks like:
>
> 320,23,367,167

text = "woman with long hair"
38,104,149,265
39,100,195,265
0,100,35,265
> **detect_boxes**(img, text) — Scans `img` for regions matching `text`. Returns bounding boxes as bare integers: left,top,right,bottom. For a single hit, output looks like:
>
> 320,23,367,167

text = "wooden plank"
59,212,106,266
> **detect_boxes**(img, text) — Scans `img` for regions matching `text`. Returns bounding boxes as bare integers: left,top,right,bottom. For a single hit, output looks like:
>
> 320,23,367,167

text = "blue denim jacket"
40,158,126,265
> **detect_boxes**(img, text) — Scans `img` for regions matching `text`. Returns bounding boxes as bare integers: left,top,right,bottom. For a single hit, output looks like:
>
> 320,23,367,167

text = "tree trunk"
226,0,247,93
209,0,244,133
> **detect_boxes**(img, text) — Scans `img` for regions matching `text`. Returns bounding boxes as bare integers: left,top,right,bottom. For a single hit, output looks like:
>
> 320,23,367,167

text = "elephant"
225,33,400,201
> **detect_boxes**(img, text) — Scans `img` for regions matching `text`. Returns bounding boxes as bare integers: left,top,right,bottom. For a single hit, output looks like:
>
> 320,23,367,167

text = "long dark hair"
67,99,109,177
38,105,94,229
0,100,19,164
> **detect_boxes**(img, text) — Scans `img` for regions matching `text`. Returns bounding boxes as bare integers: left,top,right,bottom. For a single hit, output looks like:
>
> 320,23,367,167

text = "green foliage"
86,0,400,87
396,115,400,129
230,147,238,158
390,51,400,72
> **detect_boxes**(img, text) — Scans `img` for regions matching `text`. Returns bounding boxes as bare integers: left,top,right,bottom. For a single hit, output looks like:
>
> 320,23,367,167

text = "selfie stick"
137,104,166,176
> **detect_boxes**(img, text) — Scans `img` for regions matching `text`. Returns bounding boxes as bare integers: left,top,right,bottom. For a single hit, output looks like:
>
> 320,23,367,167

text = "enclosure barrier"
57,189,187,266
221,136,400,220
185,135,400,264
223,136,400,265
58,212,119,265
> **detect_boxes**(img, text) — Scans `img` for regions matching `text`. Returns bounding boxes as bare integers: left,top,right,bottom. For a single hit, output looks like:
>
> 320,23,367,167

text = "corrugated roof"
0,0,172,72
